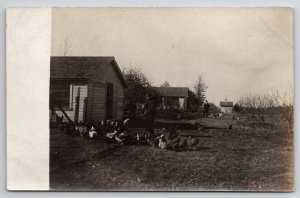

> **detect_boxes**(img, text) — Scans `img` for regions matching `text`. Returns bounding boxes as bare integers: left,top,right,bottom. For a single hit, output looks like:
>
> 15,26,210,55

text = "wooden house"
50,56,127,123
153,87,189,111
220,99,233,114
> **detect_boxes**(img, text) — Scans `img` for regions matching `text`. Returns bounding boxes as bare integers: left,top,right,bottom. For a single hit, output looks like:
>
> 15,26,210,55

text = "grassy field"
50,115,293,191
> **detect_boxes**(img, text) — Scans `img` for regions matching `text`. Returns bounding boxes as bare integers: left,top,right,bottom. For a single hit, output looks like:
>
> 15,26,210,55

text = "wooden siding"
89,61,125,121
159,96,187,111
55,84,88,122
91,84,106,121
86,82,93,121
117,88,124,119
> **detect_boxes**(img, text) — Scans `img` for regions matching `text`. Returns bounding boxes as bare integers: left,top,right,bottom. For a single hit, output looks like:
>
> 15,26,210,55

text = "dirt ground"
50,115,294,191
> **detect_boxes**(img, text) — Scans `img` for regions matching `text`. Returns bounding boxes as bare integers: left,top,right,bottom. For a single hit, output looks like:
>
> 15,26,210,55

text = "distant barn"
50,56,127,123
153,87,189,111
220,99,233,114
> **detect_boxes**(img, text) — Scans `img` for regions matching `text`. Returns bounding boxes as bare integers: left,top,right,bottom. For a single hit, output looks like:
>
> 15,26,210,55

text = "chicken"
144,131,157,147
106,129,125,144
63,123,75,136
56,115,64,125
118,132,127,138
123,118,130,126
168,127,180,140
159,128,166,135
96,120,107,136
167,136,181,151
114,136,124,145
75,125,88,137
136,134,141,145
116,130,128,145
106,131,118,139
157,135,167,149
88,126,98,139
187,136,199,150
177,137,187,150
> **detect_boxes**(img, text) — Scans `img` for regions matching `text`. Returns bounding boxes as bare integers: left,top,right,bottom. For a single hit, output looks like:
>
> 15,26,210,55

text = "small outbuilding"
153,87,189,111
220,99,233,114
50,56,127,123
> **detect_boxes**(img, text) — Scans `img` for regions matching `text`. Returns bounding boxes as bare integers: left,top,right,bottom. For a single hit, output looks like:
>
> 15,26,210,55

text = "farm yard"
47,8,294,192
50,115,293,191
49,52,294,192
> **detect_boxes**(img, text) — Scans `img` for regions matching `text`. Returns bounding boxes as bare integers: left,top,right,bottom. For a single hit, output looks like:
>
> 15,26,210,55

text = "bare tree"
238,94,273,122
283,104,294,133
237,97,246,110
60,35,73,56
238,86,293,132
270,87,294,133
238,95,257,117
255,95,274,122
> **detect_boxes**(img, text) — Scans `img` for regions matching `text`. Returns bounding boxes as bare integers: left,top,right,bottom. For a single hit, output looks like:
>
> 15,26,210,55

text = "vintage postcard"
7,7,293,191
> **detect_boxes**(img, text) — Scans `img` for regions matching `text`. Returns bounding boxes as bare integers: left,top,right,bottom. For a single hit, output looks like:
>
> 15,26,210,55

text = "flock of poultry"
58,118,200,151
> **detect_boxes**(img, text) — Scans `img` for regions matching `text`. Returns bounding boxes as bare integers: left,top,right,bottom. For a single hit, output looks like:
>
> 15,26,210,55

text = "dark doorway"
106,83,113,119
83,97,87,122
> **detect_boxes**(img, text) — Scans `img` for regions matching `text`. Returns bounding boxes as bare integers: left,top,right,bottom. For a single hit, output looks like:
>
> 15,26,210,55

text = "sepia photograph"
48,7,293,191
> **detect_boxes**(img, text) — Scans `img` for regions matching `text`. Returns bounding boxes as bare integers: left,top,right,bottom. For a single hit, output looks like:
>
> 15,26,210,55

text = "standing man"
203,100,210,118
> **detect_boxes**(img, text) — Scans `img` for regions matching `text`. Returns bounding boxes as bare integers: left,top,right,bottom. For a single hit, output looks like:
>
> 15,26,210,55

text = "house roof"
153,87,189,97
50,56,127,88
220,101,233,107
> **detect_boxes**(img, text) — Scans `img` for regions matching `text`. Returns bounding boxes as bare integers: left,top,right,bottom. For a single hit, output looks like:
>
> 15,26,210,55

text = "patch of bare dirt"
50,118,293,191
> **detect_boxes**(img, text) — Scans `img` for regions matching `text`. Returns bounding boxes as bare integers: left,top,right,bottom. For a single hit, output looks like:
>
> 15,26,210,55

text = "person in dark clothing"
203,100,210,118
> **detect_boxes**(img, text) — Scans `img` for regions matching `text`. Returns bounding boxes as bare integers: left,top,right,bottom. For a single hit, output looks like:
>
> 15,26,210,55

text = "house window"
179,98,185,110
50,82,72,109
166,97,180,109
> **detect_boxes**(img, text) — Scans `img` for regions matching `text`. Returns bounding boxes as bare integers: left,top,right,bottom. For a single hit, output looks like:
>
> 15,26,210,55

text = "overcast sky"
51,7,293,105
